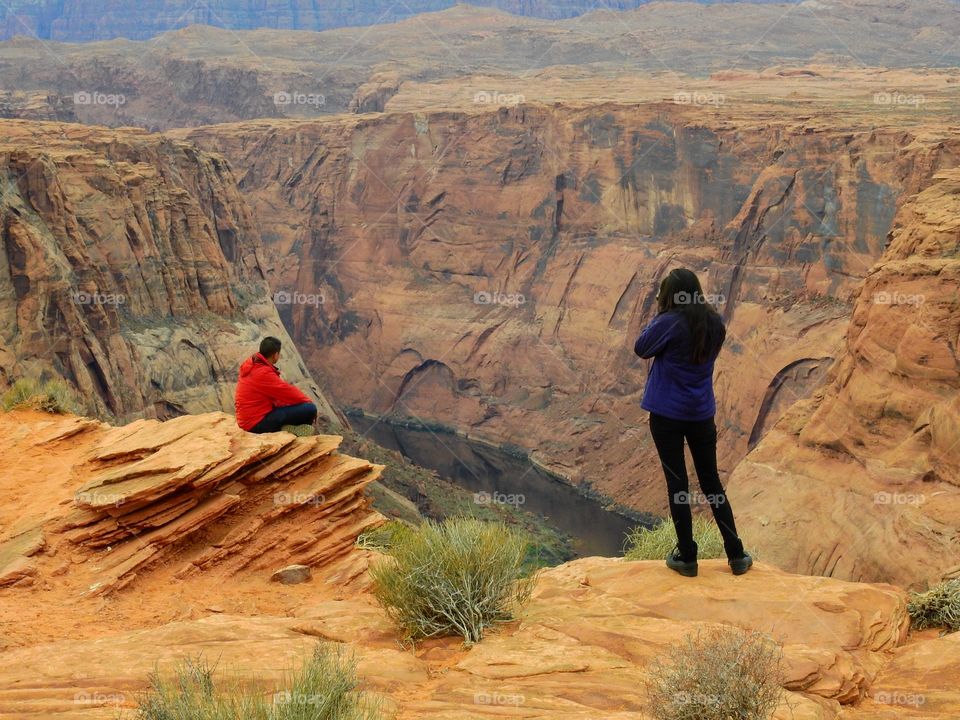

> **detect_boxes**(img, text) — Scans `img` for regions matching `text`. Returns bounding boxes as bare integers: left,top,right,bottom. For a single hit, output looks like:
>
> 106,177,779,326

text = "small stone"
271,564,312,585
206,605,224,613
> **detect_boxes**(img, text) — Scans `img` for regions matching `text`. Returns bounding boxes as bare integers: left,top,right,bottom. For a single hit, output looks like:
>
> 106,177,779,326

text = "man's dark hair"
259,336,282,357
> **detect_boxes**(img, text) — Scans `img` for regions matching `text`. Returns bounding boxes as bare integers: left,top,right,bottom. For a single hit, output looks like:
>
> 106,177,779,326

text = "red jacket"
235,353,312,430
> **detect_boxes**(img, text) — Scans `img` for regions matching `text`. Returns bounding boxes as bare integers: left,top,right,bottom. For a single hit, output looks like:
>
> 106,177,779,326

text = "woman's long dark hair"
656,268,726,364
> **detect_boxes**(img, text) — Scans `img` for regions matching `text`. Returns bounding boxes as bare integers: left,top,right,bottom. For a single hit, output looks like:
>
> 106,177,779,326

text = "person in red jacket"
235,337,317,433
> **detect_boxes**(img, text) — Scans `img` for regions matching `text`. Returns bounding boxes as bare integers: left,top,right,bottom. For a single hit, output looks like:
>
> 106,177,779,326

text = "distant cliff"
0,120,341,426
0,0,799,41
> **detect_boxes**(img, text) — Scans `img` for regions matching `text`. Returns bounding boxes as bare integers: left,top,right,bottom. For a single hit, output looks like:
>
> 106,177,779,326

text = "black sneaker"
729,552,753,576
666,547,698,577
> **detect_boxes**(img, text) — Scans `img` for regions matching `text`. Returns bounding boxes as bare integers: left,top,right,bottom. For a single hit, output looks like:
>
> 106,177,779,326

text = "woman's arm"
634,313,678,358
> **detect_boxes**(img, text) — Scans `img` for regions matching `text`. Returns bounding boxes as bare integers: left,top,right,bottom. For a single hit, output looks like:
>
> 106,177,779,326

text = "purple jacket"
634,311,723,421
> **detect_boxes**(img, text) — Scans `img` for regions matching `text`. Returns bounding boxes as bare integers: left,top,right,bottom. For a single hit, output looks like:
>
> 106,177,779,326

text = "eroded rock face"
729,169,960,588
0,120,340,426
0,409,384,599
183,107,959,515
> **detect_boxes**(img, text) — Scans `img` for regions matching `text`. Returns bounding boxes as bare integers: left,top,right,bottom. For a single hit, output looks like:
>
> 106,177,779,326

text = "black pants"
250,402,317,433
648,412,744,562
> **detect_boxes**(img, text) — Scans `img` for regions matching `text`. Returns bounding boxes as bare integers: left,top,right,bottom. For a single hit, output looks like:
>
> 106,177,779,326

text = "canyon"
178,96,960,529
0,2,958,717
2,61,958,585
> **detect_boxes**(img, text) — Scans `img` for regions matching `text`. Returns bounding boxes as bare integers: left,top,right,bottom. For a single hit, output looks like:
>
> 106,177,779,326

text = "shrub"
624,515,725,561
356,520,413,552
908,578,960,633
644,626,783,720
1,377,81,414
133,643,382,720
369,516,536,645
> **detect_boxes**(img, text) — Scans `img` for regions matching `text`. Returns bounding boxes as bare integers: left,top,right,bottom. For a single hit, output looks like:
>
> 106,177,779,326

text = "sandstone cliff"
0,120,340,425
0,409,956,719
182,106,959,516
729,168,960,588
0,410,384,642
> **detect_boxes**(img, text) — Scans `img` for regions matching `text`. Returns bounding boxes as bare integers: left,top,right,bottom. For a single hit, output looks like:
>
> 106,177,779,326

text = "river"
347,413,653,558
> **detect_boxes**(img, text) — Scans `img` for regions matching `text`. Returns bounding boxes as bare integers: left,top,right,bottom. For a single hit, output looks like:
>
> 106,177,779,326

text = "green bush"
644,626,783,720
908,578,960,633
624,515,725,561
369,517,536,645
133,644,382,720
1,377,81,414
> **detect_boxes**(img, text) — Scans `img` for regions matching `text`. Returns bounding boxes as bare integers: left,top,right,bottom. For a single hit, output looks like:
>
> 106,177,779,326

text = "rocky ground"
0,409,957,719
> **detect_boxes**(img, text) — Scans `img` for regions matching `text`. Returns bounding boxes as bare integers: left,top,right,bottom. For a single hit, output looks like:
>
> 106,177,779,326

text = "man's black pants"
648,412,745,562
250,402,318,434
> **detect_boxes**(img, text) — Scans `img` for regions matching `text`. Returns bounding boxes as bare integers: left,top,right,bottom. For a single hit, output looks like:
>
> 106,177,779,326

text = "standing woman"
634,268,752,577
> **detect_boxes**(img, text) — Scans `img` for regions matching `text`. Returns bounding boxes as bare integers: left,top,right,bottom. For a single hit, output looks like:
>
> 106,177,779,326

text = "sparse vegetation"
644,626,783,720
1,377,80,415
369,517,537,645
908,578,960,633
624,516,724,561
356,520,413,552
132,644,382,720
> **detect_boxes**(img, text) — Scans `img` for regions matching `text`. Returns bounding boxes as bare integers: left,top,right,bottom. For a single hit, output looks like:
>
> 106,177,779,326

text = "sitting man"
235,336,317,434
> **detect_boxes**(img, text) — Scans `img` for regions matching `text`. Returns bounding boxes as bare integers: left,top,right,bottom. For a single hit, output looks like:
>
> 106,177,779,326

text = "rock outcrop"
729,169,960,588
0,408,956,720
182,105,959,519
0,120,340,426
0,410,383,601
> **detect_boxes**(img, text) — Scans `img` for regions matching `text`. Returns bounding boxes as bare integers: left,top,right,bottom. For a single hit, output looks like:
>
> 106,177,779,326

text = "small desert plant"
644,626,783,720
369,516,537,645
624,515,725,561
908,578,960,633
1,377,81,414
356,520,413,552
133,643,382,720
